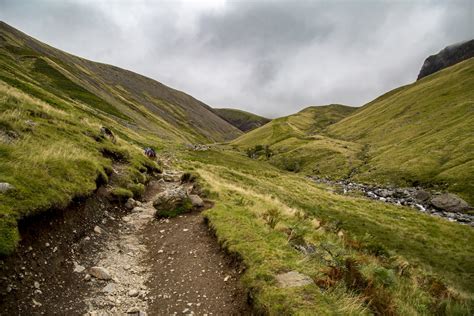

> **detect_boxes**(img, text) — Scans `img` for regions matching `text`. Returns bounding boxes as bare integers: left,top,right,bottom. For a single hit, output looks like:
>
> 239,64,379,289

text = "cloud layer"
1,0,472,116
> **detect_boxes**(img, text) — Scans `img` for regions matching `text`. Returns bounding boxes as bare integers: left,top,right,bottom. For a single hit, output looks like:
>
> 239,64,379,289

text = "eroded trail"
83,170,249,315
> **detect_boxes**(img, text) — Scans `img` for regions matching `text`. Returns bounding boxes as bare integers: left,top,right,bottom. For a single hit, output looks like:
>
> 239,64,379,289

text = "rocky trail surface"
0,168,250,315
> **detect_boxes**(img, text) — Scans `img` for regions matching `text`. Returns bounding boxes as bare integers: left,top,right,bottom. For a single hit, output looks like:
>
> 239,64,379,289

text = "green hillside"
328,58,474,203
233,60,474,204
214,108,270,132
232,104,360,177
0,21,241,143
0,21,240,255
0,21,473,315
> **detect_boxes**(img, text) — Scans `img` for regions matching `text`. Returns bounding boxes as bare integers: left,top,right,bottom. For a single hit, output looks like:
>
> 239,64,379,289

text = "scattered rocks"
88,267,112,280
0,182,14,193
308,176,473,226
186,144,210,151
275,271,314,288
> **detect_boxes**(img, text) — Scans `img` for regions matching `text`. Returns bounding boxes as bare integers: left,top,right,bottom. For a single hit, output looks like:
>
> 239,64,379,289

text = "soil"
0,169,251,315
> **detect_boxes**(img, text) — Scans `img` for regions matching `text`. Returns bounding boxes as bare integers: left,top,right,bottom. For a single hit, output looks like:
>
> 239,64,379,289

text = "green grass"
214,108,270,132
327,58,474,204
179,148,473,314
0,80,160,255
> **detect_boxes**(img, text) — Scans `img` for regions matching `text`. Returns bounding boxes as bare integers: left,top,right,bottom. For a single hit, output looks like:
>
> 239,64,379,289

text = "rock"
417,40,474,80
84,274,91,281
153,187,191,216
430,193,471,213
32,299,42,307
73,261,86,273
188,194,204,208
224,275,230,282
0,182,14,193
127,307,147,315
125,198,138,210
94,226,103,234
89,266,112,280
414,190,431,202
34,281,40,289
377,189,393,198
163,173,182,182
128,289,139,297
102,283,116,293
275,271,314,288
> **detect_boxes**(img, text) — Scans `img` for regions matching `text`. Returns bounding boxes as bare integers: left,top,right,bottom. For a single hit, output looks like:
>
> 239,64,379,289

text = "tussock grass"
183,149,473,314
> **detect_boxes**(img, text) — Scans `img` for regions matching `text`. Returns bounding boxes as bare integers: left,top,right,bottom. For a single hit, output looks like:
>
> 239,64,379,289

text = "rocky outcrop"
417,40,474,80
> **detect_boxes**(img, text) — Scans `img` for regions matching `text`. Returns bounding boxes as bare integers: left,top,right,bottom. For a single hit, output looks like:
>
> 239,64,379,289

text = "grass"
214,108,270,132
327,58,474,203
0,80,160,255
179,148,474,314
233,60,474,205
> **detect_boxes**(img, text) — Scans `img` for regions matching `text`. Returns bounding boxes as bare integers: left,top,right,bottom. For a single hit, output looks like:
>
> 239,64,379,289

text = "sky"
0,0,473,117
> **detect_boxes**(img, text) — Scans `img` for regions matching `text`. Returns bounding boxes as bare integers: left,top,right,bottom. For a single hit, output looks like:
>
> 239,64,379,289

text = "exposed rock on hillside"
417,40,474,80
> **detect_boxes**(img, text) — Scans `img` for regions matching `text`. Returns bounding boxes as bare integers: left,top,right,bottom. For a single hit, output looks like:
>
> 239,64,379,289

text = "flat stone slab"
275,271,313,288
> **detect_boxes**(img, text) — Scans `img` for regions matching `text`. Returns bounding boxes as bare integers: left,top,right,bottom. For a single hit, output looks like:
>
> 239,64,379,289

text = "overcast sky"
0,0,473,117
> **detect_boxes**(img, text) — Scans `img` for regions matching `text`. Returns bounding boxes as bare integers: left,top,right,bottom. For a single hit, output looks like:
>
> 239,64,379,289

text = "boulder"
414,190,431,202
430,193,471,213
153,187,192,217
89,266,112,280
0,182,14,193
189,194,204,208
125,198,138,210
275,271,313,288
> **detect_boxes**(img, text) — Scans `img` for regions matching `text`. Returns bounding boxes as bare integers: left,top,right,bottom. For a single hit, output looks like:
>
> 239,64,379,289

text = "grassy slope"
232,104,360,177
328,58,474,203
214,108,270,132
0,21,242,143
0,21,240,255
181,149,474,314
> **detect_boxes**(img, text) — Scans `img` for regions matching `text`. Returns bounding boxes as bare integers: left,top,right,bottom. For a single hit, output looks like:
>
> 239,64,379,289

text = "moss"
110,187,133,202
154,197,193,218
0,212,19,256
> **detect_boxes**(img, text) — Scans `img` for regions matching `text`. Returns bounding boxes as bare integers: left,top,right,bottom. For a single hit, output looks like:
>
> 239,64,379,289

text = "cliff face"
417,39,474,80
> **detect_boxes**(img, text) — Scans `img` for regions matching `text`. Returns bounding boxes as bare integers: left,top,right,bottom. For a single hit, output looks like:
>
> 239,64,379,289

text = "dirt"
0,169,251,315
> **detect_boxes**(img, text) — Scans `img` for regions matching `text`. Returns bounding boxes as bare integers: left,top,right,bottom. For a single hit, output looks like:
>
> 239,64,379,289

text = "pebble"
94,226,103,234
128,289,139,297
89,266,112,280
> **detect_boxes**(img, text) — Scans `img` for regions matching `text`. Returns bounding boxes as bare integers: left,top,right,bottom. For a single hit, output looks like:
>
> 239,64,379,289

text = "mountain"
0,21,240,255
0,21,242,143
417,39,474,80
234,58,474,204
214,108,270,132
329,57,474,203
0,22,473,315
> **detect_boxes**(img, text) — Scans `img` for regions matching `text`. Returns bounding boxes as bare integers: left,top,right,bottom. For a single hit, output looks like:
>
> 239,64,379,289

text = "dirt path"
0,169,250,315
83,171,250,315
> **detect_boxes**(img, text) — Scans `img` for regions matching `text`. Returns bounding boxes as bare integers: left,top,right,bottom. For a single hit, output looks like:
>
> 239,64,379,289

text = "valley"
0,21,473,315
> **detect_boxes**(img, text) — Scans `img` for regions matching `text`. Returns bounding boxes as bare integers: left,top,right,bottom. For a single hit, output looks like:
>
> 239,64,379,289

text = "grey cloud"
0,0,472,117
